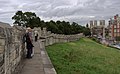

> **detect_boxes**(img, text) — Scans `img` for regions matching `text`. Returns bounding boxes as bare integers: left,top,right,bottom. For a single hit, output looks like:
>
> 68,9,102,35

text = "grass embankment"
46,38,120,74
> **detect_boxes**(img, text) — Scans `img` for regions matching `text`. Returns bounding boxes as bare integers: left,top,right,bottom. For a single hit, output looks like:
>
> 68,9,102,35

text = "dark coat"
25,32,34,49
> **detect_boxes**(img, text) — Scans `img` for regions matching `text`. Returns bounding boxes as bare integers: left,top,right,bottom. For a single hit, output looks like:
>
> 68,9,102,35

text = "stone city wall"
0,25,26,74
34,27,83,47
0,25,83,74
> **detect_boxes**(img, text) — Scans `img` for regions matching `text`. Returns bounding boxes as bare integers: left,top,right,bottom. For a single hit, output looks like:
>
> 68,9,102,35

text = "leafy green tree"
83,28,91,36
12,11,41,28
40,20,46,28
46,20,59,33
12,11,91,35
12,11,24,26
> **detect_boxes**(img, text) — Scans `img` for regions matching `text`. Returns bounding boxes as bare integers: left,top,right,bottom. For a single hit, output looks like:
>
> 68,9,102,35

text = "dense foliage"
46,38,120,74
12,11,40,28
12,11,91,35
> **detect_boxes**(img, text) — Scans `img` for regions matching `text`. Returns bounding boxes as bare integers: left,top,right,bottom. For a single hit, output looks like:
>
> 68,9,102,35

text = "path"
20,40,56,74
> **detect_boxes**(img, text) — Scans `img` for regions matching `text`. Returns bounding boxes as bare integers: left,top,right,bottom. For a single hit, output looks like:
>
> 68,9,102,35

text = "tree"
12,11,91,35
45,20,59,33
12,11,24,26
12,11,41,28
83,28,91,36
23,12,37,27
71,22,83,34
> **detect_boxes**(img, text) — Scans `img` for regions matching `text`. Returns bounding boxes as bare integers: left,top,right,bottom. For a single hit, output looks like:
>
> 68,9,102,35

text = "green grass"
46,38,120,74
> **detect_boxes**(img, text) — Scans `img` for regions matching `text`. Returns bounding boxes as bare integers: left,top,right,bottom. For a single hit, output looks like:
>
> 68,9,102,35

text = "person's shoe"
31,54,34,57
26,56,32,59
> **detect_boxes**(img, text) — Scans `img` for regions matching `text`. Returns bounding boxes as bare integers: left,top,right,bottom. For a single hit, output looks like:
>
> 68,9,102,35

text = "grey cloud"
0,0,120,25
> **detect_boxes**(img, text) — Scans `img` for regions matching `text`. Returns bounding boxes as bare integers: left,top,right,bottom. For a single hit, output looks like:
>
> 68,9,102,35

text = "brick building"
108,14,120,40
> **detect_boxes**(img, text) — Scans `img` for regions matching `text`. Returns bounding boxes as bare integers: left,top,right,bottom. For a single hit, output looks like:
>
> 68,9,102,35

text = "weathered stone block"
0,39,5,46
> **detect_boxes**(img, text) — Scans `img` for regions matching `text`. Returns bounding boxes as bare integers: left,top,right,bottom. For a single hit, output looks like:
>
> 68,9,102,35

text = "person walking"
25,27,34,58
34,30,38,42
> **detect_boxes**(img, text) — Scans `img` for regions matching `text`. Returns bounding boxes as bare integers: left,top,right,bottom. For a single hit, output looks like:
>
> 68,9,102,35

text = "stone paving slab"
20,40,57,74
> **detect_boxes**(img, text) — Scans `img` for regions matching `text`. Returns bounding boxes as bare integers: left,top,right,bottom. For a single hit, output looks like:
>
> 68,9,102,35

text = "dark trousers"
27,48,32,58
35,36,38,42
26,42,33,58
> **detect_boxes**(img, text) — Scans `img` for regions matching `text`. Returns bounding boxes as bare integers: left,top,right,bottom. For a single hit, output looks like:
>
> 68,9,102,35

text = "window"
118,25,119,28
114,25,116,28
114,29,117,32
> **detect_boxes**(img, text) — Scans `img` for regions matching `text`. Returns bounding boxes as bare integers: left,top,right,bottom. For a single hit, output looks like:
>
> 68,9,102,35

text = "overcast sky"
0,0,120,25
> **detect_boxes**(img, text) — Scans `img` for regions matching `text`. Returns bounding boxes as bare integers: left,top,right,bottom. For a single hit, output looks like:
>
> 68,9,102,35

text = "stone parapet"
0,24,83,74
0,24,26,74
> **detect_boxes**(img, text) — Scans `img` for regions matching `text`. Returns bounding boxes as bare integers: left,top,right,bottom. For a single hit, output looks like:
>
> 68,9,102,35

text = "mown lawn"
46,38,120,74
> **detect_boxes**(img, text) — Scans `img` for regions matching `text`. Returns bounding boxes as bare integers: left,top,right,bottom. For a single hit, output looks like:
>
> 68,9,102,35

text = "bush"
90,37,100,44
